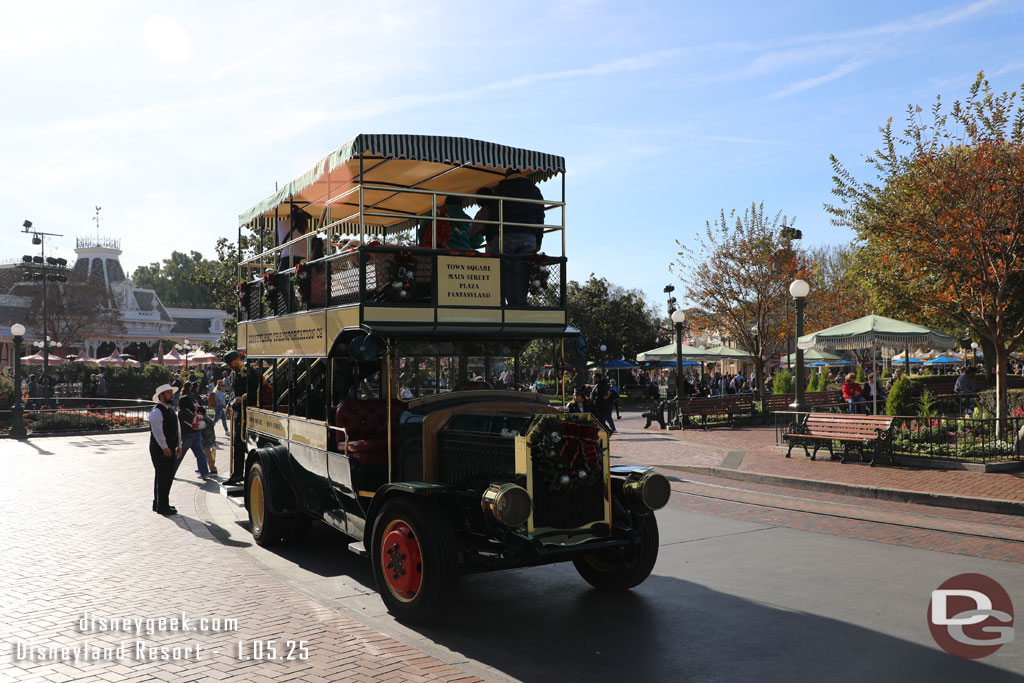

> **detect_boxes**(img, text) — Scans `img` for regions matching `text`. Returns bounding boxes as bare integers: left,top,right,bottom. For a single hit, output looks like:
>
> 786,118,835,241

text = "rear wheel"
370,497,456,623
573,513,660,590
247,462,287,547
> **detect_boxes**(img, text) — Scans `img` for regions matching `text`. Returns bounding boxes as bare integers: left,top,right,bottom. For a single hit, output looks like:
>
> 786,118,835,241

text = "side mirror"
350,335,384,363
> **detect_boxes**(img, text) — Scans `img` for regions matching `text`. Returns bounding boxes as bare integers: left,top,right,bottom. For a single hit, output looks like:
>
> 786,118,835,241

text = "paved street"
2,421,1023,682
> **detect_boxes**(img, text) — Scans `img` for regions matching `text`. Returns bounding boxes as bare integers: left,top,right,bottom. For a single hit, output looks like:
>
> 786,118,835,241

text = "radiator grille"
531,480,605,530
436,432,515,490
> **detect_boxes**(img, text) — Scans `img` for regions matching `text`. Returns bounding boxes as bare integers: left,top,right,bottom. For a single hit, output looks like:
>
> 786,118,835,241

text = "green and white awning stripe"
797,314,955,351
342,134,565,175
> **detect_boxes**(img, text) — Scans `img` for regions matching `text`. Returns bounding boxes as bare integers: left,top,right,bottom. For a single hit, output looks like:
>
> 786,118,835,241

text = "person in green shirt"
445,196,484,251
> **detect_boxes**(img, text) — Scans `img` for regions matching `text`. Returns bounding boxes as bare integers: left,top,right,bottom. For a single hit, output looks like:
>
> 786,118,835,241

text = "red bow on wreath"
560,421,600,470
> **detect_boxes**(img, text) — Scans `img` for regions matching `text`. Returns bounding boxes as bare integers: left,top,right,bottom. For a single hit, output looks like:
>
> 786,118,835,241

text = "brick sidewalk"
0,433,487,683
611,411,1024,504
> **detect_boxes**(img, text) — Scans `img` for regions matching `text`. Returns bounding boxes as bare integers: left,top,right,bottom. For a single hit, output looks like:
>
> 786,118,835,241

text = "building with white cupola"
0,235,229,367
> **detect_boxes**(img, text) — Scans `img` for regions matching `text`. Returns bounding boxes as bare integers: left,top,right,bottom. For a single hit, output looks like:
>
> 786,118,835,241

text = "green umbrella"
635,342,707,361
798,314,954,414
784,349,845,365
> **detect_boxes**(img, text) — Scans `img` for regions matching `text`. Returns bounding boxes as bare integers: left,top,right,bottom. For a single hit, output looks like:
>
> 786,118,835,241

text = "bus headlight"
482,483,532,527
623,471,671,512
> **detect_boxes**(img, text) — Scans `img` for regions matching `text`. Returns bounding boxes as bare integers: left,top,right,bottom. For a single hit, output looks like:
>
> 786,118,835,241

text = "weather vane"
93,206,102,238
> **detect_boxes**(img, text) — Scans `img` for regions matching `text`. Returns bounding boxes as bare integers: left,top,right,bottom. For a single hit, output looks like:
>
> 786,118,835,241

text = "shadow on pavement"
407,572,1019,683
236,519,377,589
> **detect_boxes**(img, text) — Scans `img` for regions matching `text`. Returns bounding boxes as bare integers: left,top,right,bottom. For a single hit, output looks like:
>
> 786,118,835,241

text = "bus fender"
363,482,453,543
245,444,300,516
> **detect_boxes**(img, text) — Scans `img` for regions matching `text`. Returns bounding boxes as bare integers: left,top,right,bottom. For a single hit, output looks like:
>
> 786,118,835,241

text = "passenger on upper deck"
479,169,546,306
276,207,311,271
445,196,484,251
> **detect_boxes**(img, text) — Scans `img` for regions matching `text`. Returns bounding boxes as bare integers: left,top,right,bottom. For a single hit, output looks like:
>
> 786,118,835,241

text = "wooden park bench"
678,395,754,429
783,413,896,465
763,391,842,412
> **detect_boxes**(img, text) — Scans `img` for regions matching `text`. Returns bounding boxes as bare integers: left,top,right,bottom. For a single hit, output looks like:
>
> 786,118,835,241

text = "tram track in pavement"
661,472,1024,544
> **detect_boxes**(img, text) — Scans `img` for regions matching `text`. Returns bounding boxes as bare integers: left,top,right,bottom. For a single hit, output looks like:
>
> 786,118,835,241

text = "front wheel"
573,513,660,590
370,497,457,623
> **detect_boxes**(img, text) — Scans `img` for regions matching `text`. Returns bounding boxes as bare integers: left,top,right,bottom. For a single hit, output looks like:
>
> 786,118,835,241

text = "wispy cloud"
766,0,1001,98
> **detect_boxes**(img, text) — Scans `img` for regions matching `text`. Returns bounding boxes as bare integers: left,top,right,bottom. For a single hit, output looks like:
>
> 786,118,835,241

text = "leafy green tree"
132,251,219,308
566,275,661,364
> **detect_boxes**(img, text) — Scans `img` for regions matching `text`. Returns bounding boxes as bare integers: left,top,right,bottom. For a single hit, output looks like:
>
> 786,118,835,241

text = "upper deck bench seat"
333,399,404,465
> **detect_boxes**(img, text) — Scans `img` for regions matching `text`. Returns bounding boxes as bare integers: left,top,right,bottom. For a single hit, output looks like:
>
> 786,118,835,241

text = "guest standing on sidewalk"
149,384,182,515
178,382,212,480
212,380,228,433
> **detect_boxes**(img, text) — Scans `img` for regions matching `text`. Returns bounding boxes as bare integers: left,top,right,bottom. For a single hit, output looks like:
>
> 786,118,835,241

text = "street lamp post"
176,339,195,375
10,323,27,438
971,341,979,368
21,221,68,374
789,279,810,413
670,310,687,429
671,309,686,399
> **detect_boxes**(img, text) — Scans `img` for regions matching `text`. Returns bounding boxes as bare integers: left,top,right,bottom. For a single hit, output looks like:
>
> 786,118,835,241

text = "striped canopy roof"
238,134,565,228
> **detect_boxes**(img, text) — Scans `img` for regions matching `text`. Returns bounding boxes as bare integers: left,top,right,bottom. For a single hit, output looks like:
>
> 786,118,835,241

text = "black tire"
573,513,660,590
247,462,287,547
370,497,457,623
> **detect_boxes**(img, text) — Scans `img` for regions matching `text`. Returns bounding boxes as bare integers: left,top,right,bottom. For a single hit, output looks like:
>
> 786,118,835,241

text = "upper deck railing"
237,186,567,325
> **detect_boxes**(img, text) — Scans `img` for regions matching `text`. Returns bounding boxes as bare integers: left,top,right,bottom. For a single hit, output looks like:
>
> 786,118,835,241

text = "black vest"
150,403,179,451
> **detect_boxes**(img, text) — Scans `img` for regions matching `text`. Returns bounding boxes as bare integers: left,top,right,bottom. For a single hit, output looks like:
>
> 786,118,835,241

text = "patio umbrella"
799,314,955,415
151,347,185,366
186,349,218,365
784,349,846,366
925,356,962,365
96,349,125,367
890,355,924,364
635,342,707,361
19,351,68,366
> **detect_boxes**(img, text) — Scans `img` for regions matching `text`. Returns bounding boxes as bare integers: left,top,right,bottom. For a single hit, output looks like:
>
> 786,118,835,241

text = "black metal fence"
0,398,153,437
773,409,1023,463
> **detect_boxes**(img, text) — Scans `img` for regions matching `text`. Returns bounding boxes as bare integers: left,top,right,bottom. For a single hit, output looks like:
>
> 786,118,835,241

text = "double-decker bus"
233,134,669,622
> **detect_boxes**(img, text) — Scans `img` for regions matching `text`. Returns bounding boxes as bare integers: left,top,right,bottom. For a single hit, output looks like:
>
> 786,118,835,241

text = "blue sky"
2,0,1023,313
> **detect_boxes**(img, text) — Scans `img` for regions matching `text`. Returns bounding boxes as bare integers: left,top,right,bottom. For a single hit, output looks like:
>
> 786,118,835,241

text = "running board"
347,541,367,557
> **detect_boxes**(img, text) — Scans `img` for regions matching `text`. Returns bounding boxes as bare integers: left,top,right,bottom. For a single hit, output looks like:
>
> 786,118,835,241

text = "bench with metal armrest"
783,413,895,465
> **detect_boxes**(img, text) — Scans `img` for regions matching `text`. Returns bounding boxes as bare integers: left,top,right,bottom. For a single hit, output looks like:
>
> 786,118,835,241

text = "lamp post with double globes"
789,279,810,413
10,323,27,438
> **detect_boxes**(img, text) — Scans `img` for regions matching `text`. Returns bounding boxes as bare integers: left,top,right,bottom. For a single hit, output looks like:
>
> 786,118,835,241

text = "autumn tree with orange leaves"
829,73,1024,428
673,202,802,412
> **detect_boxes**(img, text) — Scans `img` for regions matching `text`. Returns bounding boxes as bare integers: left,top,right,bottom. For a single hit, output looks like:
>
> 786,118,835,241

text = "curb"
659,464,1024,517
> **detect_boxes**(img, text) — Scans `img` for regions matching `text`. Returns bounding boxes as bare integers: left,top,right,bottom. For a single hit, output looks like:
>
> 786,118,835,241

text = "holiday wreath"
528,414,604,492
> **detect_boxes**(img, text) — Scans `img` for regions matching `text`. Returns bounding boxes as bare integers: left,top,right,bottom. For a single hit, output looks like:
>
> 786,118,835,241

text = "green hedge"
974,388,1024,418
38,364,175,400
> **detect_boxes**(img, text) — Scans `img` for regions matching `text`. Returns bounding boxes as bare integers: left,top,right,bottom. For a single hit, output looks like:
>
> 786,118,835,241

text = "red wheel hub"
381,521,422,600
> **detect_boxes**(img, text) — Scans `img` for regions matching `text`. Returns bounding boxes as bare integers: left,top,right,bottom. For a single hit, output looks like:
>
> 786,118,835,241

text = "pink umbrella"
151,341,166,365
186,349,217,365
162,347,186,366
19,351,68,365
73,350,100,365
96,349,124,367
